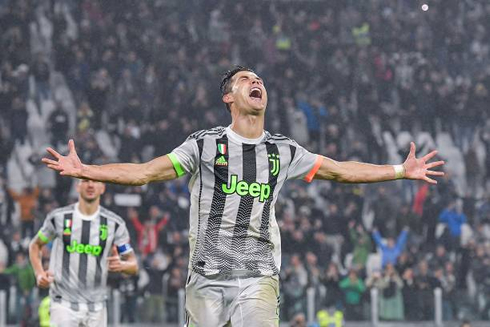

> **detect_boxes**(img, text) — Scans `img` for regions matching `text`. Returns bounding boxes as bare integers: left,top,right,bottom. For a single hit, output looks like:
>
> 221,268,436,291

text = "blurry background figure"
8,186,39,238
143,252,167,323
1,251,35,325
290,312,307,327
339,269,365,321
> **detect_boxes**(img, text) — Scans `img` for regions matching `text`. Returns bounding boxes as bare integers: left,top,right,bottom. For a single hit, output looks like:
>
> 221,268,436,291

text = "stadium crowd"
1,0,490,325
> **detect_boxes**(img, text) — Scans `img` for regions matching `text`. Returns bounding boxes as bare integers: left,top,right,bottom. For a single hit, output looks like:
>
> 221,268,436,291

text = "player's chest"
58,217,113,248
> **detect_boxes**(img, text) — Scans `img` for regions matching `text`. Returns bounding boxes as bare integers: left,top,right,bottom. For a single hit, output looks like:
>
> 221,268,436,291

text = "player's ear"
222,93,234,106
100,183,106,195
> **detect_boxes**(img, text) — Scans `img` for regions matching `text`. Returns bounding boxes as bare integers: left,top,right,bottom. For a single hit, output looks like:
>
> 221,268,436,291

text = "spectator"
429,244,450,270
372,187,396,236
323,203,346,261
366,263,404,321
8,186,40,238
282,254,308,320
1,251,36,324
434,264,456,321
348,220,372,271
372,227,409,268
438,200,467,251
0,132,12,169
471,244,490,320
321,262,343,309
117,273,139,323
0,237,8,268
31,55,51,101
290,312,307,327
9,97,28,144
47,104,69,147
0,267,10,322
166,267,186,323
129,206,169,258
339,269,366,320
6,230,29,263
86,68,111,129
77,102,94,133
401,267,418,321
143,252,168,323
305,252,321,283
415,260,441,321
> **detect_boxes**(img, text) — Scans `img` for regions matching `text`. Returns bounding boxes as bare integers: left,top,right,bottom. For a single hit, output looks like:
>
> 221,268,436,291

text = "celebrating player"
29,179,138,327
42,66,444,326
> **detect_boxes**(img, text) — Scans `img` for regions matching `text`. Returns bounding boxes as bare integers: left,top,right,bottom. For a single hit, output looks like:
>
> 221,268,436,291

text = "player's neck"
78,200,100,216
230,112,264,139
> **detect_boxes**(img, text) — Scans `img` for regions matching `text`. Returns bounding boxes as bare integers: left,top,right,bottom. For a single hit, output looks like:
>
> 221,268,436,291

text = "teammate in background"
29,179,138,327
42,66,444,326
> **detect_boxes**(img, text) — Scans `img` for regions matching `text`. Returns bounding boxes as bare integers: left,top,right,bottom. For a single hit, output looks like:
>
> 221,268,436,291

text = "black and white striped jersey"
169,126,322,277
37,203,132,309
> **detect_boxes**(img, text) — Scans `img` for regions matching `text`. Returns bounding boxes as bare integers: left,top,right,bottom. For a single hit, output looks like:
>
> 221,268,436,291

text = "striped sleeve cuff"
304,155,324,183
168,153,186,177
37,230,50,243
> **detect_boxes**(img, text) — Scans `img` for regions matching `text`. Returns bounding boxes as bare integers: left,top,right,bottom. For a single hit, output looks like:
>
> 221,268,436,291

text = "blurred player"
41,66,444,326
29,180,138,327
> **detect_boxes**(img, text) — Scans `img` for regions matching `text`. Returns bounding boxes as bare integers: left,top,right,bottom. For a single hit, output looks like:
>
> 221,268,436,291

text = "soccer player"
41,66,444,326
29,179,138,327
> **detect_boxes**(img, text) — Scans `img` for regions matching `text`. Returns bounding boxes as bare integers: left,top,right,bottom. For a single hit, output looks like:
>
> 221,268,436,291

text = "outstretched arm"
395,228,409,250
314,142,444,184
41,140,178,185
156,214,169,232
372,229,386,250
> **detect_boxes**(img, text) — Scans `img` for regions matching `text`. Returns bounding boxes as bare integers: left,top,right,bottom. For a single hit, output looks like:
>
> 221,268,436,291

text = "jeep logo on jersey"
222,174,271,202
268,153,280,176
66,240,103,256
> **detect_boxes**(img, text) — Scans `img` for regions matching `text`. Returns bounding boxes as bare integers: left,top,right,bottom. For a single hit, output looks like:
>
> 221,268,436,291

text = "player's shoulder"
99,206,125,225
47,204,76,218
187,126,227,141
265,131,299,146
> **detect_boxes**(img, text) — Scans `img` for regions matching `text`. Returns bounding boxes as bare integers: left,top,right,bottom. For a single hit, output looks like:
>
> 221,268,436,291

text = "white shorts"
50,300,107,327
185,272,280,327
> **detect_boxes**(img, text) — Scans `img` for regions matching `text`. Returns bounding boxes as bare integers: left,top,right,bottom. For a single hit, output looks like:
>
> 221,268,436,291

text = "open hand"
42,139,84,178
36,270,54,288
402,142,445,184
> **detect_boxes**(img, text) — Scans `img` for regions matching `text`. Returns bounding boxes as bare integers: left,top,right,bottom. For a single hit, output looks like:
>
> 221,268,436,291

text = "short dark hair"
220,66,254,112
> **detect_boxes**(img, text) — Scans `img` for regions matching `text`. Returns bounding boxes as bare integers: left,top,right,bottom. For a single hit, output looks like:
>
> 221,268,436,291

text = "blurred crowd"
1,0,490,325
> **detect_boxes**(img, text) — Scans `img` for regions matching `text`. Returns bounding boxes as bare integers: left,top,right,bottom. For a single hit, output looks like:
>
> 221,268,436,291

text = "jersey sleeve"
287,143,323,182
168,136,200,177
37,213,57,243
113,221,133,255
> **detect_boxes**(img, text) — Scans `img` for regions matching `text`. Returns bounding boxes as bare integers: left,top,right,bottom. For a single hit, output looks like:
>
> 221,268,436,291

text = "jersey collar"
75,203,100,221
226,126,265,144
